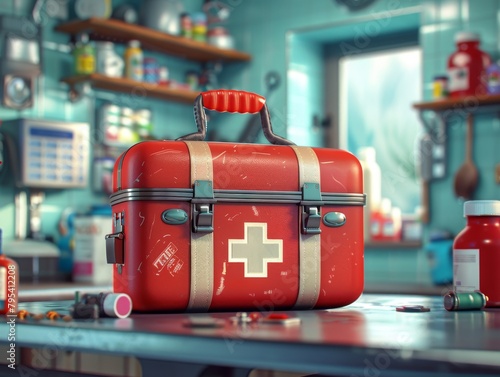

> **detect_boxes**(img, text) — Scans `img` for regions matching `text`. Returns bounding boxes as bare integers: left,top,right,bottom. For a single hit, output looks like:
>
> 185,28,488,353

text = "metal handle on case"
176,89,294,145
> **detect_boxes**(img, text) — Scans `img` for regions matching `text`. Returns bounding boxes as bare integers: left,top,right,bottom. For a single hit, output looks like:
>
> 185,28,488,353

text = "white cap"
128,39,141,48
463,200,500,217
358,147,376,162
455,31,480,43
380,198,392,214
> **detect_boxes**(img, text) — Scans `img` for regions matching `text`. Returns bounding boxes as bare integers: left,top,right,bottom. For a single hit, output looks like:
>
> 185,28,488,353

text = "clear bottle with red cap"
447,32,491,98
452,200,500,307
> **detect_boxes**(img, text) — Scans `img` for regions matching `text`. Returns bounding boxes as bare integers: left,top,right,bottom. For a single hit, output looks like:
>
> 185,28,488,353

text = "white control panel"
2,118,90,188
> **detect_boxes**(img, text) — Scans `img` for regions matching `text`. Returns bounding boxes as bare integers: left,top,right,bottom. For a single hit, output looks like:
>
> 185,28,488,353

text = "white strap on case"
184,141,214,311
291,146,322,309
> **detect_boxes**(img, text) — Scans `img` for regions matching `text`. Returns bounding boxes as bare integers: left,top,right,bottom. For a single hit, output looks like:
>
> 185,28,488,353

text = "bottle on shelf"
370,198,402,242
486,60,500,94
143,57,159,84
96,42,124,78
191,12,207,42
371,198,390,241
124,40,144,81
0,229,19,316
358,147,382,242
180,12,193,38
73,33,95,75
391,206,402,241
158,66,169,86
447,32,491,98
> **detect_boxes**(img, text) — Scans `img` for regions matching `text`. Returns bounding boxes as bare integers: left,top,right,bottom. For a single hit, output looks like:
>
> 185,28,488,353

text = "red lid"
208,27,229,36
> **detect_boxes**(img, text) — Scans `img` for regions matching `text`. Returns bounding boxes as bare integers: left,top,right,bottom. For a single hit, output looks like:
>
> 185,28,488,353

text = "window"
339,47,422,216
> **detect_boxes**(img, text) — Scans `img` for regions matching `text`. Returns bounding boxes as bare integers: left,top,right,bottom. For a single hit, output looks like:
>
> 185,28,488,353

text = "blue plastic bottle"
486,61,500,94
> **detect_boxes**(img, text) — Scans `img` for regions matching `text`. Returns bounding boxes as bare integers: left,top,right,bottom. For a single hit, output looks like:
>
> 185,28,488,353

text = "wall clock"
2,75,33,110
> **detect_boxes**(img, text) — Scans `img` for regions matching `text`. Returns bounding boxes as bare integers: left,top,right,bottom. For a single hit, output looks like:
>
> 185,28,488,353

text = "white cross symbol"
228,222,283,278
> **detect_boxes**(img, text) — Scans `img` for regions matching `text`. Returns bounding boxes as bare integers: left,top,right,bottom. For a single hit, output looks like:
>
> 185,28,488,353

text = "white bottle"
390,206,402,240
358,147,382,242
96,42,124,78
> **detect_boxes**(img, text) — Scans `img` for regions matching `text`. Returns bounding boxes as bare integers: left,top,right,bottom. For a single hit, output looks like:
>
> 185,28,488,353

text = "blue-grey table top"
2,293,500,376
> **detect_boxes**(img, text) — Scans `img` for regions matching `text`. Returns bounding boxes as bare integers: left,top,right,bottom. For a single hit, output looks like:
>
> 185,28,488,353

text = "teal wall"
420,0,500,231
0,0,498,287
287,34,325,147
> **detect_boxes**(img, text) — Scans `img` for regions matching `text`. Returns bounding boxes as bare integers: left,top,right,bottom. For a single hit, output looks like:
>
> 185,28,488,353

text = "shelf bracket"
66,81,92,103
418,110,448,180
418,109,446,139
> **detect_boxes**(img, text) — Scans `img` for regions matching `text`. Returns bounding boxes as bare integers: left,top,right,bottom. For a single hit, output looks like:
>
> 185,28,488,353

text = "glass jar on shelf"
73,33,95,75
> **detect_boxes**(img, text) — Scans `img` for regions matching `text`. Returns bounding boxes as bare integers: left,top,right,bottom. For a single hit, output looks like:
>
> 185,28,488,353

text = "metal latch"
192,180,215,233
302,206,322,234
106,212,125,271
301,182,323,234
193,204,214,233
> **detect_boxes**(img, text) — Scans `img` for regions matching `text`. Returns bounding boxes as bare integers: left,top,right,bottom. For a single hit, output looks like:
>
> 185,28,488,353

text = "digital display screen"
29,127,74,139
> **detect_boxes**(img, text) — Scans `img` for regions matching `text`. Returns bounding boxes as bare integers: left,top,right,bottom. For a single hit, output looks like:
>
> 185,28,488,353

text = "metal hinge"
192,180,215,233
301,182,323,234
106,211,125,273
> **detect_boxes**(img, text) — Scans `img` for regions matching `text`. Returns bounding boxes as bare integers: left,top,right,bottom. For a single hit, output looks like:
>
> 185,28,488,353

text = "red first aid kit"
106,90,365,312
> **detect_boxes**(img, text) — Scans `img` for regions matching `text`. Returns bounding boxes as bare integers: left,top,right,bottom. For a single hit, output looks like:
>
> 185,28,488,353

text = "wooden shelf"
413,93,500,111
61,73,200,104
56,18,251,63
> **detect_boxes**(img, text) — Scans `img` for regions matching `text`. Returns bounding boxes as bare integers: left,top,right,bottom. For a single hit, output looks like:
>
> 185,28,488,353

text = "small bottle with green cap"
0,229,19,316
